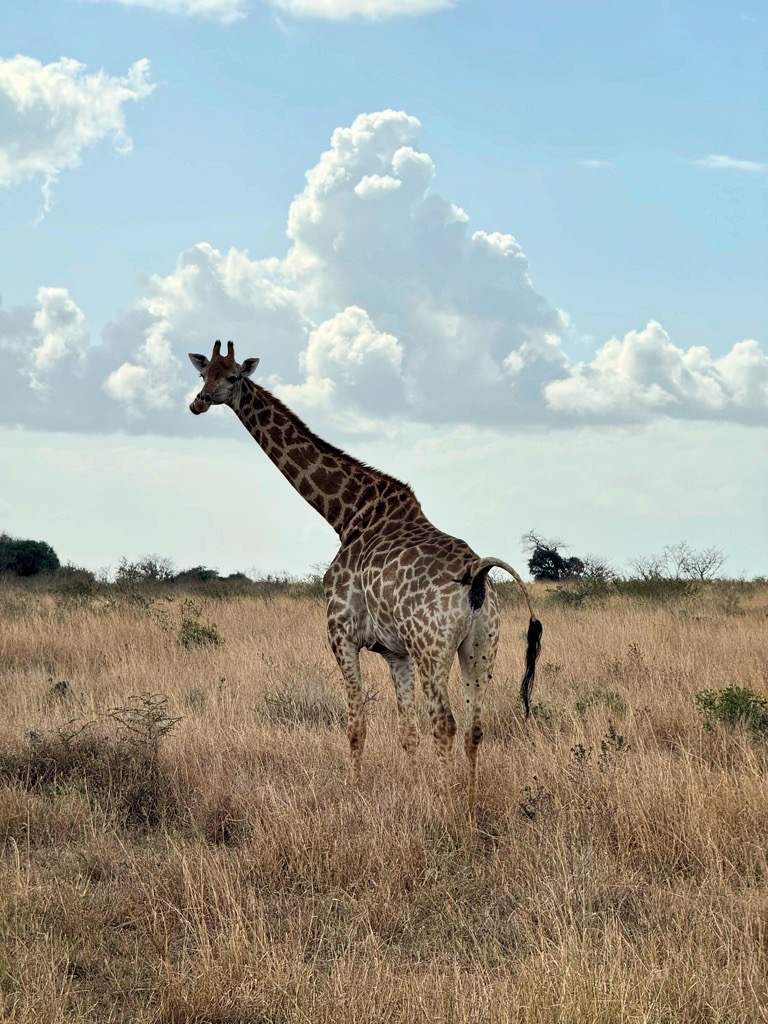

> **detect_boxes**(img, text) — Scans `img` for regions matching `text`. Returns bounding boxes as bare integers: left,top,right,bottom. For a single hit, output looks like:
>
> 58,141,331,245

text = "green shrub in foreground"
695,686,768,738
179,618,224,649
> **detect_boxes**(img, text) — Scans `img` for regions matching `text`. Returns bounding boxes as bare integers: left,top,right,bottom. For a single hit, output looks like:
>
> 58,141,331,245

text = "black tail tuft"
520,616,543,719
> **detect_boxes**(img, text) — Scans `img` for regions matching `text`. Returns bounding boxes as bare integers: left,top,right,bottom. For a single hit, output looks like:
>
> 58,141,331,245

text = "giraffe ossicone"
189,339,542,813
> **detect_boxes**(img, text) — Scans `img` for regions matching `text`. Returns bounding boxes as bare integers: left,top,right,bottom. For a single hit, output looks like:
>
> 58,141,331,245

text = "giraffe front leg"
328,630,366,785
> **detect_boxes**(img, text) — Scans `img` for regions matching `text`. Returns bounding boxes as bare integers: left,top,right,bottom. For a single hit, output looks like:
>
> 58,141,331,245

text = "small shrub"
179,618,223,649
599,720,629,767
575,687,628,716
695,687,768,738
569,721,629,773
492,578,532,608
0,697,181,829
178,598,224,649
107,693,182,826
220,572,255,596
107,693,182,751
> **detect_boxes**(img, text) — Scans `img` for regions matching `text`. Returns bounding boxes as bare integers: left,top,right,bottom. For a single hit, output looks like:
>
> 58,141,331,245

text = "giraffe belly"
360,612,408,657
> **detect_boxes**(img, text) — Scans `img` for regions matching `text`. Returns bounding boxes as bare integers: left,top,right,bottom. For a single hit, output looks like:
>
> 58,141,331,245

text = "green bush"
295,569,326,601
55,564,98,601
173,565,220,584
695,687,768,738
179,618,223,649
0,533,60,576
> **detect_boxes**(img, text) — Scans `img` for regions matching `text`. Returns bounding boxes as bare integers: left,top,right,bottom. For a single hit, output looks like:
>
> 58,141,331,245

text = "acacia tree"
682,545,728,581
629,541,726,581
115,554,176,584
521,530,612,582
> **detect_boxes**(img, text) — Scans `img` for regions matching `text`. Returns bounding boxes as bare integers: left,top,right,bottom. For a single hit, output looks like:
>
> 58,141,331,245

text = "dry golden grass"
1,578,767,1022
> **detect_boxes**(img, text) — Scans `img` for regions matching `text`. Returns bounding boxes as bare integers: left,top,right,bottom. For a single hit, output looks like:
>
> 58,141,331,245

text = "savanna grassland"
1,575,767,1023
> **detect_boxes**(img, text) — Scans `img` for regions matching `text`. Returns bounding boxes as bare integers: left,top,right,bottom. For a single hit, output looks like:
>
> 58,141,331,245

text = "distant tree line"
0,529,738,586
0,535,326,599
522,530,727,583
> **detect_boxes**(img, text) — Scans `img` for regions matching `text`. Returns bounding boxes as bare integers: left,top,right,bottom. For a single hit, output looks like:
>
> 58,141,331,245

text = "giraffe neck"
230,379,408,537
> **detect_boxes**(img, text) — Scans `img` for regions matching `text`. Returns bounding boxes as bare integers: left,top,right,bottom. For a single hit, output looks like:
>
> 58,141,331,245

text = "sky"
0,0,766,579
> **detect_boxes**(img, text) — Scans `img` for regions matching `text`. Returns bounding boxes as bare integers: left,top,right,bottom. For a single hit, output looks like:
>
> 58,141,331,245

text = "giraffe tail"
468,557,543,719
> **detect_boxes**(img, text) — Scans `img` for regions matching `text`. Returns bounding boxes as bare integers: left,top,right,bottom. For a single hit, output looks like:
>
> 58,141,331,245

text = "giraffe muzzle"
190,393,212,415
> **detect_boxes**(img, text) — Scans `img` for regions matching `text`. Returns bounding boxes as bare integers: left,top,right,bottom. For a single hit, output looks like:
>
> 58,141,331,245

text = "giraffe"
189,340,542,812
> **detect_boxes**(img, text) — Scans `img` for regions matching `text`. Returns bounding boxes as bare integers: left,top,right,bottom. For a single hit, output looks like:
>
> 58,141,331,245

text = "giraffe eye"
227,374,238,384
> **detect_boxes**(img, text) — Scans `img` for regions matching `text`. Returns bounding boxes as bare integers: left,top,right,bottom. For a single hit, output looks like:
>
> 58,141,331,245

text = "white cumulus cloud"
545,321,768,424
0,288,101,430
276,305,406,428
0,286,88,389
29,288,89,384
0,55,154,212
3,110,767,435
111,242,308,404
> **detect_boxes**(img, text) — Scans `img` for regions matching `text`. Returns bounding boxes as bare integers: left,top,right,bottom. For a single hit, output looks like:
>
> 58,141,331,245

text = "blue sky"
1,0,766,577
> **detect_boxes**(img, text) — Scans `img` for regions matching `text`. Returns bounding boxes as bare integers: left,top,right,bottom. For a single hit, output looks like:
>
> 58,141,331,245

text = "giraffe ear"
189,353,210,373
239,357,260,378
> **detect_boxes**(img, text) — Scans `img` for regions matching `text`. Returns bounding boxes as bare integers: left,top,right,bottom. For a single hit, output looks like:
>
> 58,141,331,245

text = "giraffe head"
188,340,259,415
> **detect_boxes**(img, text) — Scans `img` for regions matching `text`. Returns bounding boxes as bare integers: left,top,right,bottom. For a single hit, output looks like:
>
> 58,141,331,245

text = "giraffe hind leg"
415,651,457,800
458,624,498,816
379,651,420,781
